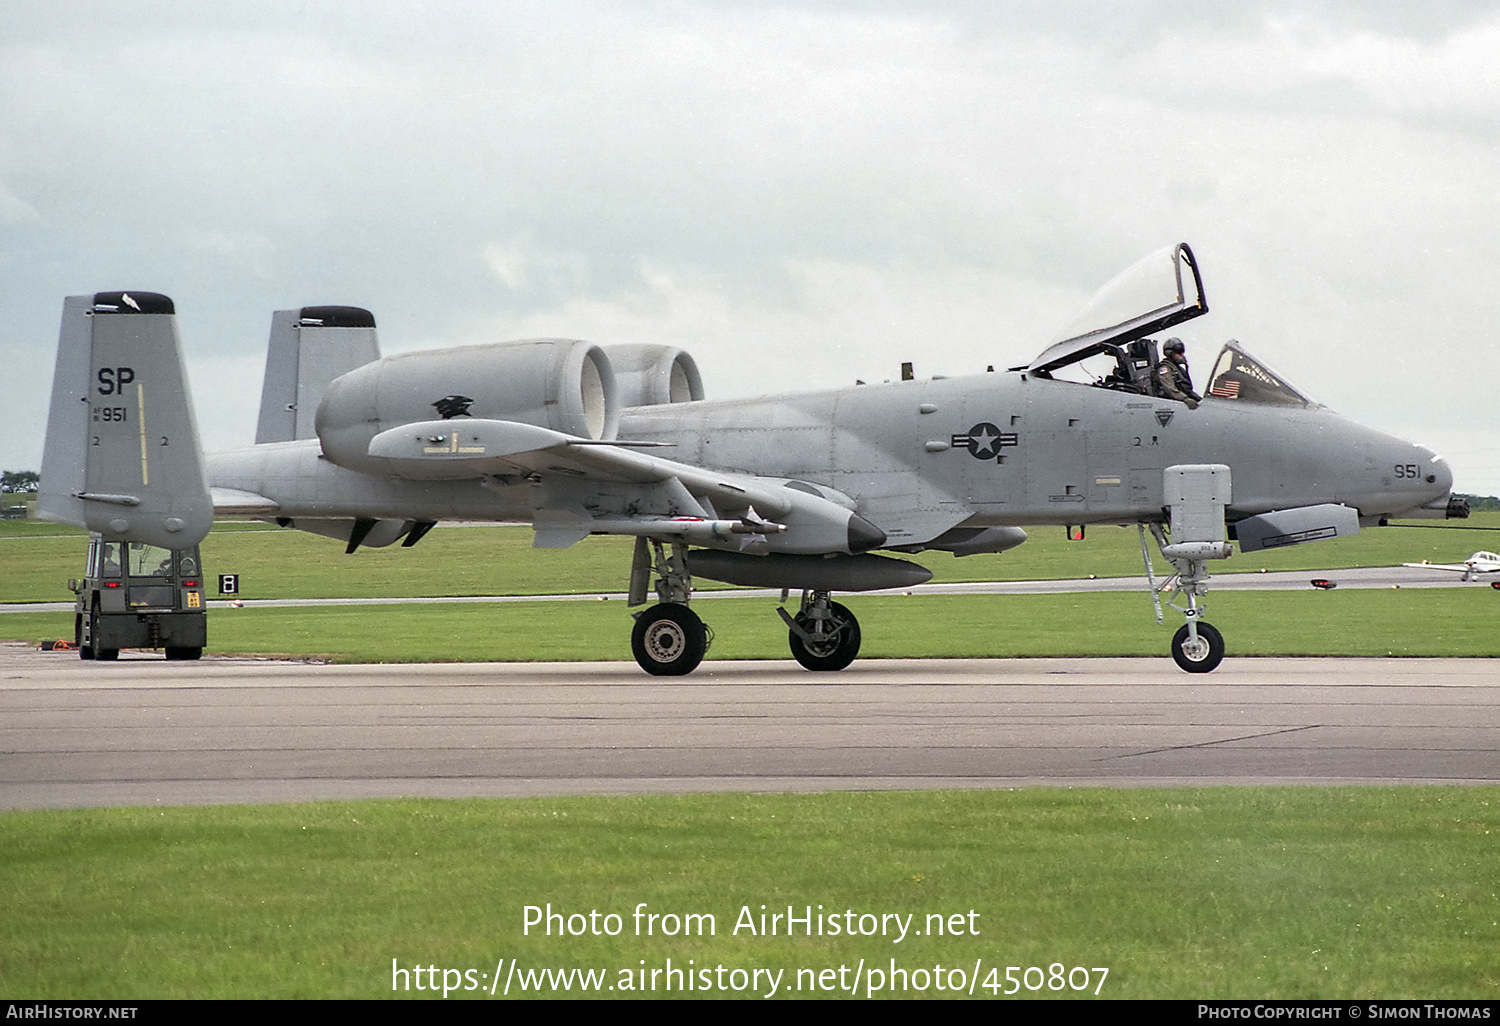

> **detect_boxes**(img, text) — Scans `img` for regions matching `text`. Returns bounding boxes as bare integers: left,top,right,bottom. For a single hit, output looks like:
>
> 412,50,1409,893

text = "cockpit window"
1205,342,1311,407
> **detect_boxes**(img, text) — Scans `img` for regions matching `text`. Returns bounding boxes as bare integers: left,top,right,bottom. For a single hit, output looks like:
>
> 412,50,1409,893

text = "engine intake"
607,344,704,407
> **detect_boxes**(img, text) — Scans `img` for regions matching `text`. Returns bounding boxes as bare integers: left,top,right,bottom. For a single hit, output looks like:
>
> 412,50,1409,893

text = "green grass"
1,789,1494,999
5,588,1498,662
4,513,1499,604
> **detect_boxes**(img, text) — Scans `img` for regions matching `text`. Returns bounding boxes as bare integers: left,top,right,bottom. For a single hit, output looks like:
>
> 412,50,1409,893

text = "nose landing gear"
1142,465,1235,674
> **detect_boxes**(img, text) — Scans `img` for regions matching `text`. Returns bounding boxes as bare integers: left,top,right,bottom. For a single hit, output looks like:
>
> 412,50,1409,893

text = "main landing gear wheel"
1171,621,1224,674
788,601,861,672
165,646,203,661
632,603,708,676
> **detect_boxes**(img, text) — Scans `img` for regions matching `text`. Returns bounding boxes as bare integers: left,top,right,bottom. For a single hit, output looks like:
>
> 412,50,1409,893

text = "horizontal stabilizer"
211,487,280,515
39,293,213,548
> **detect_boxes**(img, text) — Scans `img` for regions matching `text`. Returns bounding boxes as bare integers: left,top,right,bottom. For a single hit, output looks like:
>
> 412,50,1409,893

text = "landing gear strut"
627,538,710,676
1142,465,1235,674
779,592,861,671
1142,520,1227,674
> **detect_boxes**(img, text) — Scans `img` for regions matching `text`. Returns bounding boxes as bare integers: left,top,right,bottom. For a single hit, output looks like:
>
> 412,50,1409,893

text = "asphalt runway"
2,643,1495,810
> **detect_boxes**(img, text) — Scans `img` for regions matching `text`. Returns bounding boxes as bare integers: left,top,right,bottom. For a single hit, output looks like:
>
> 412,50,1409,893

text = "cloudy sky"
3,1,1498,496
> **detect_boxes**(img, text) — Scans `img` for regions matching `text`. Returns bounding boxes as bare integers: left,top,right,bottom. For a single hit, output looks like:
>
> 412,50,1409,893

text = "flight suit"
1155,357,1201,409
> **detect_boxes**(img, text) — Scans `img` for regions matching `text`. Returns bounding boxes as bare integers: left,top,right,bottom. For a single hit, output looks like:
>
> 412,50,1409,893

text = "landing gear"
1171,621,1224,673
781,593,861,671
624,539,868,676
628,538,712,676
631,603,707,676
165,646,203,661
1141,512,1232,675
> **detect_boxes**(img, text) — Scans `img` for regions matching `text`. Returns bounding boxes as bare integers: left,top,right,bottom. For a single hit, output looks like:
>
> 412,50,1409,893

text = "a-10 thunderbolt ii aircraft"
39,243,1466,674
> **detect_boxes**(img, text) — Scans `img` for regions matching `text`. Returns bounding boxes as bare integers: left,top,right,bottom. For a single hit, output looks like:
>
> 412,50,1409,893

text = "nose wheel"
1171,621,1224,673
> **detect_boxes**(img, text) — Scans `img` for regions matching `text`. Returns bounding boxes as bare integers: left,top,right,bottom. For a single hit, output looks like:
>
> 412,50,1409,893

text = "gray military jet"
39,244,1465,674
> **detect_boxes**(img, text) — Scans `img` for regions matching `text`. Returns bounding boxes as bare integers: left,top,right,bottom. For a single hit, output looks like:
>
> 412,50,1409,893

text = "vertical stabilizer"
38,292,213,548
255,305,379,443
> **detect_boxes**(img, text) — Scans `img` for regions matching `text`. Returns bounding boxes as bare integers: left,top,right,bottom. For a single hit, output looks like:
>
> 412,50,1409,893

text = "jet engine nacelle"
606,344,704,407
315,339,618,474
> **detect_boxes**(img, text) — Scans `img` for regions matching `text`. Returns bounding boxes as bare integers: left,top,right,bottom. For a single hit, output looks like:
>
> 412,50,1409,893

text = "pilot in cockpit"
1155,338,1201,409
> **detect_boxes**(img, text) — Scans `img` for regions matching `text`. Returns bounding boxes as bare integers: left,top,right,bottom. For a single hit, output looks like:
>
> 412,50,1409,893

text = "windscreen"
1206,343,1311,407
126,543,175,577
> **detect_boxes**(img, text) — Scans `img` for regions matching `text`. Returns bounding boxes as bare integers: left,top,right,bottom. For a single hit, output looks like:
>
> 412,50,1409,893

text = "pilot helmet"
1162,337,1185,356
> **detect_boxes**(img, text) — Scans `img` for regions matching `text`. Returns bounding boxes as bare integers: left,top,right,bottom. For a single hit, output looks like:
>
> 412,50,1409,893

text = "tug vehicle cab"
70,535,207,660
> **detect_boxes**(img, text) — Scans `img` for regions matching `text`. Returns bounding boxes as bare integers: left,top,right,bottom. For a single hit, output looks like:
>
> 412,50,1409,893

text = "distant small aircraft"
1401,551,1500,582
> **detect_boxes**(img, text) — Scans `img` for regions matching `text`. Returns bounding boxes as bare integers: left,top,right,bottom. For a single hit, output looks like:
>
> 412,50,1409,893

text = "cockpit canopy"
1018,242,1315,408
1021,243,1207,376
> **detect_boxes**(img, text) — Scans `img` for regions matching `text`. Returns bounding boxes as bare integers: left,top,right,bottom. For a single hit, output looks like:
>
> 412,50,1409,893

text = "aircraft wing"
364,418,883,553
368,418,808,511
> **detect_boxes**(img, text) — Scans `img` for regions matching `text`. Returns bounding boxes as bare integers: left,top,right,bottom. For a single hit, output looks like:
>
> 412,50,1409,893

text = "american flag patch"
1209,380,1240,399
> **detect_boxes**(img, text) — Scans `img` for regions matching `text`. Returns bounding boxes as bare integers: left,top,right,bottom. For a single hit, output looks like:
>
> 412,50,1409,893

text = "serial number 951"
93,406,129,422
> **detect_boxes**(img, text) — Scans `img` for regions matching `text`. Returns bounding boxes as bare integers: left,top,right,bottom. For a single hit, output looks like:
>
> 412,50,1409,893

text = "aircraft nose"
1402,440,1458,516
1426,447,1454,495
1408,442,1453,497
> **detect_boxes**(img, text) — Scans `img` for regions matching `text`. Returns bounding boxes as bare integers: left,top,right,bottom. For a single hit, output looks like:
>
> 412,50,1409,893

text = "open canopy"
1020,242,1207,375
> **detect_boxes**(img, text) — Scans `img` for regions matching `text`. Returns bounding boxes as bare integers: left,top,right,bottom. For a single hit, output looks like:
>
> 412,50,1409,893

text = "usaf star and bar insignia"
952,421,1019,462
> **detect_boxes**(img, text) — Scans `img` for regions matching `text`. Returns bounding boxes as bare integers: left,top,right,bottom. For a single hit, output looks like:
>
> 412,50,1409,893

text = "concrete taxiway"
1,643,1495,809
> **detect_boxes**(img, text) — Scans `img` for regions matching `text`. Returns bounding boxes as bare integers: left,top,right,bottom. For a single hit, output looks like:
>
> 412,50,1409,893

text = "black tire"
788,601,861,672
77,614,94,660
631,603,707,676
1171,621,1224,673
165,646,203,661
90,605,119,660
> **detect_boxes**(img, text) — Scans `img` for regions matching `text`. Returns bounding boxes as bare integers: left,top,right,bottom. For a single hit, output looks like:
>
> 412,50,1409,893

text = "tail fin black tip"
92,291,175,315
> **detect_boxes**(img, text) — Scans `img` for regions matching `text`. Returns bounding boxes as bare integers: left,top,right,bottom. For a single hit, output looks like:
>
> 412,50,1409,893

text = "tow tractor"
70,535,207,660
